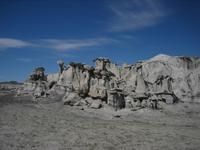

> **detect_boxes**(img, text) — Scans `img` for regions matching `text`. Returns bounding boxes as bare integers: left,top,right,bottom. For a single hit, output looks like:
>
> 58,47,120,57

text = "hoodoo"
20,54,200,110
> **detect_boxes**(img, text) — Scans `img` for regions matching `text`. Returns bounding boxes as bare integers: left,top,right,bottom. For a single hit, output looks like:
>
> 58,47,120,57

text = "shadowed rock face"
21,54,200,110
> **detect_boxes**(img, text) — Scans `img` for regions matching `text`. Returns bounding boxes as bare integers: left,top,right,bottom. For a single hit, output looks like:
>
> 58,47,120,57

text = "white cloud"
108,0,167,32
41,38,117,51
0,37,116,51
46,51,77,60
0,38,32,48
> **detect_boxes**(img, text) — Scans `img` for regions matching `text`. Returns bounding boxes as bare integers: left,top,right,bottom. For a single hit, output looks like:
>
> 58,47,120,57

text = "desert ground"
0,89,200,150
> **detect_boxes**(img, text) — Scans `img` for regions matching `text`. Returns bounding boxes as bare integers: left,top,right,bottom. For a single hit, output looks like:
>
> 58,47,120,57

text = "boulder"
160,93,176,104
84,97,94,105
62,92,81,106
141,100,148,108
90,100,102,109
73,99,87,106
52,85,67,95
125,95,134,108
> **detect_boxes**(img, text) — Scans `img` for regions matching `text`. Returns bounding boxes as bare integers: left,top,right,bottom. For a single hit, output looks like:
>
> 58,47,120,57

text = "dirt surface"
0,91,200,150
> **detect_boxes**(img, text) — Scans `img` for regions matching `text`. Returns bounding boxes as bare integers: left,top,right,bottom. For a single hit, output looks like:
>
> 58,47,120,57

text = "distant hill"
0,81,22,85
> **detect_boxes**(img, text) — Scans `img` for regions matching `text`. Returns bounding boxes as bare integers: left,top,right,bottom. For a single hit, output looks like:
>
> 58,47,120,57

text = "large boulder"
90,99,102,109
48,85,67,95
62,92,81,106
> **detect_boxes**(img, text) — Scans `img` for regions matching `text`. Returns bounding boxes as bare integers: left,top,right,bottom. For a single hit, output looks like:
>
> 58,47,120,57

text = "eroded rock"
19,54,200,111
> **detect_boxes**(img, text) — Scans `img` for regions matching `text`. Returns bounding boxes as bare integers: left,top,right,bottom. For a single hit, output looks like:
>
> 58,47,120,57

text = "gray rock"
125,96,134,108
90,100,102,109
135,75,147,93
21,54,200,110
84,97,94,106
161,94,175,104
62,92,81,106
32,82,47,98
141,100,148,108
107,89,125,110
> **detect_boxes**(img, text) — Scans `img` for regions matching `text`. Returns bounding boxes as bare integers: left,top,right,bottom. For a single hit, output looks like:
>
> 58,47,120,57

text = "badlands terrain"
0,54,200,150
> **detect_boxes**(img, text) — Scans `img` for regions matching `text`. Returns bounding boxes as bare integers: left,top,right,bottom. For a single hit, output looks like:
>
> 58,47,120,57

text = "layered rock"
21,54,200,109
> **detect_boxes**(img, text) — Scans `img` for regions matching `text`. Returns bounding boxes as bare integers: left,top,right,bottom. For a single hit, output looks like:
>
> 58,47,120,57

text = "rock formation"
21,67,48,98
20,54,200,110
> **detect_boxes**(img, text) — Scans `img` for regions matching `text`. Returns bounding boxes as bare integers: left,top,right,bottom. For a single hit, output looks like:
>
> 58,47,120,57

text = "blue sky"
0,0,200,82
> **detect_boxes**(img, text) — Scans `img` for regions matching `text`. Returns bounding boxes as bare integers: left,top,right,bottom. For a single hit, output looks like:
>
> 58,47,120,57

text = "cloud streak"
0,38,32,48
0,37,116,51
108,0,166,32
40,38,116,51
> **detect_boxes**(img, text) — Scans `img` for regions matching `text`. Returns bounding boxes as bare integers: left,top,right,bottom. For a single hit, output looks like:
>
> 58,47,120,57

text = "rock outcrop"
20,67,48,97
21,54,200,110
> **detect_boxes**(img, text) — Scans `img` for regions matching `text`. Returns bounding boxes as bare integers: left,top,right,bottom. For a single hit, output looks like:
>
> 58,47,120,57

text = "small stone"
112,114,121,118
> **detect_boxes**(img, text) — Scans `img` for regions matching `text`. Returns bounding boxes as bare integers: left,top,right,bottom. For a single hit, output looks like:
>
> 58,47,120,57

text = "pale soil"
0,91,200,150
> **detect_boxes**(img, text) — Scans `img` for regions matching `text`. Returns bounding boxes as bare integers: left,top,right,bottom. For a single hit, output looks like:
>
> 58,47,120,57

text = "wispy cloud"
0,38,33,48
120,35,136,39
46,52,77,60
0,37,116,51
108,0,167,32
40,38,117,51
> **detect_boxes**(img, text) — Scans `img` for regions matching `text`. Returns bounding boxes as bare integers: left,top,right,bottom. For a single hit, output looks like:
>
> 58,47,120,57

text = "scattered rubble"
19,54,200,110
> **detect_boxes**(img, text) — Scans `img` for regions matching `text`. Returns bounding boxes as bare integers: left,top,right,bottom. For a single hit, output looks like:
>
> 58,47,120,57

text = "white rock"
62,92,81,106
90,100,102,109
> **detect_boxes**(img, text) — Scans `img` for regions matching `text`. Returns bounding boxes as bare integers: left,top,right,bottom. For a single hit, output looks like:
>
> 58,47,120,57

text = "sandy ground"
0,91,200,150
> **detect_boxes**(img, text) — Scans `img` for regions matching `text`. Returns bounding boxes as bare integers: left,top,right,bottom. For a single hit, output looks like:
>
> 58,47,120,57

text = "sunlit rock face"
144,54,200,102
21,54,200,110
47,73,59,83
